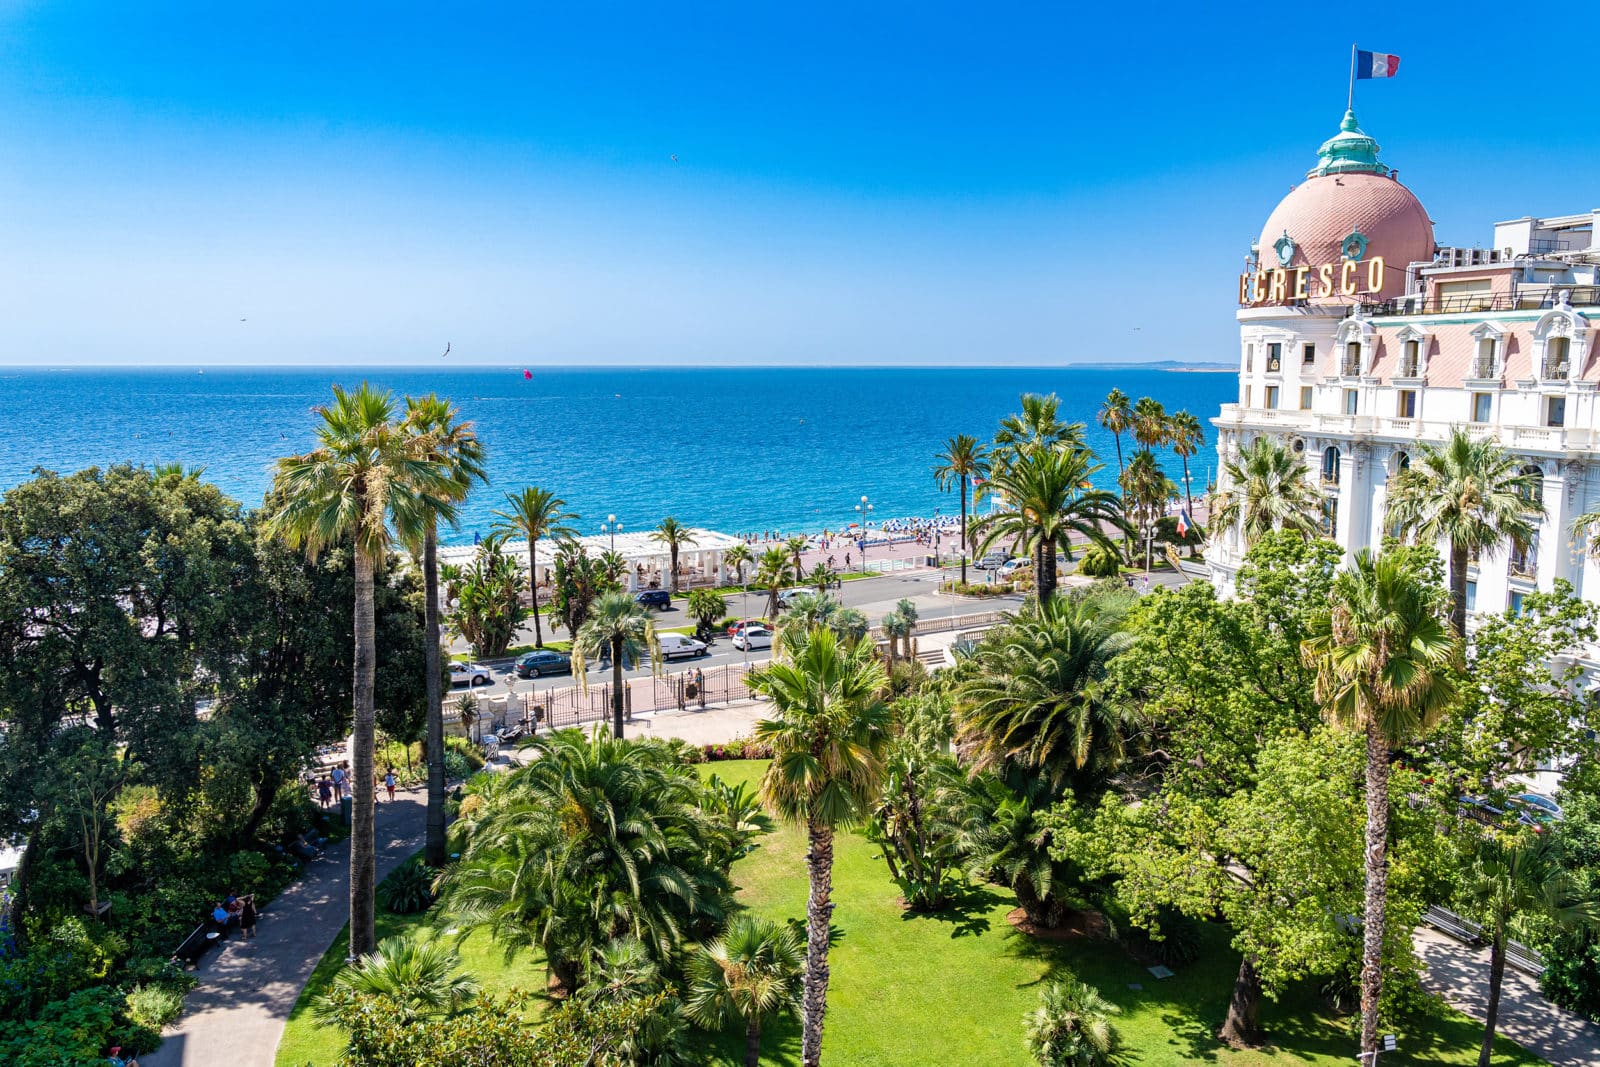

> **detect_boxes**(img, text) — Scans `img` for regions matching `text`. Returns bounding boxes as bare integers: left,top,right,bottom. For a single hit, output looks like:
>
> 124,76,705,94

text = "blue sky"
0,2,1587,367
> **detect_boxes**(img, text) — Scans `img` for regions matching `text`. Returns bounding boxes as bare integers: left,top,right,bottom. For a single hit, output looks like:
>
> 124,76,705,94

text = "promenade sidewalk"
142,788,429,1067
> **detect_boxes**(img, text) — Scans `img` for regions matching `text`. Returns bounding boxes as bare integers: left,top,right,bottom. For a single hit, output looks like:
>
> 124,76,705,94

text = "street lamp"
854,495,872,573
600,515,622,554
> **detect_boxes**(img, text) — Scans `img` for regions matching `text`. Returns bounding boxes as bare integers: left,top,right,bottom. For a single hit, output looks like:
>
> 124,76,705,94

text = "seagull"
671,154,679,163
240,318,247,322
441,342,451,358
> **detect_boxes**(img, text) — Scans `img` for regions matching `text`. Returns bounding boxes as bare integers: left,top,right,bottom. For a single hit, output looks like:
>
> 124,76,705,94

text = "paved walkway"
143,787,430,1067
1414,927,1600,1066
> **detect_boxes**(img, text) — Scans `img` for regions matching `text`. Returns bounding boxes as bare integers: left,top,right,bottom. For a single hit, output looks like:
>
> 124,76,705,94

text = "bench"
172,922,220,969
1506,940,1546,978
1424,905,1485,947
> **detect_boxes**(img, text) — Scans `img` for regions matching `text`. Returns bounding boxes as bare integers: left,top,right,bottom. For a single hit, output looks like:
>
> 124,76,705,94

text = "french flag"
1356,50,1400,79
1176,509,1194,538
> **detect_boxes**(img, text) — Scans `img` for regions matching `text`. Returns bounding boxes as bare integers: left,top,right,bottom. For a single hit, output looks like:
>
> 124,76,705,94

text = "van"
656,633,710,660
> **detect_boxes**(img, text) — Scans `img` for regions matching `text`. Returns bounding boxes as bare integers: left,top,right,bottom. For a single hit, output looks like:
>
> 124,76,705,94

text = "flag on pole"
1355,50,1400,79
1175,509,1195,538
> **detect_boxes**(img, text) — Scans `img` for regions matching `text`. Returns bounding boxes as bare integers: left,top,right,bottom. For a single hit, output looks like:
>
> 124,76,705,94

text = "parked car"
636,590,672,609
656,633,710,660
727,618,769,637
998,557,1033,579
974,551,1010,570
732,625,774,651
514,649,572,679
449,661,494,686
776,589,804,609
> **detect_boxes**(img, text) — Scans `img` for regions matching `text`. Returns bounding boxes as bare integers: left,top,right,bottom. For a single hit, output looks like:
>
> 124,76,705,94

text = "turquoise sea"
0,367,1237,545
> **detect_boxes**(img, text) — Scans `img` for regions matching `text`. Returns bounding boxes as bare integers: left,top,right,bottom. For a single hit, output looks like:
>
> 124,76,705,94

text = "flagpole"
1348,43,1356,110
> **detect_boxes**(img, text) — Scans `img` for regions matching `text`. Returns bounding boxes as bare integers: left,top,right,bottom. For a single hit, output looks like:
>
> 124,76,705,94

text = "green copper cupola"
1307,109,1389,178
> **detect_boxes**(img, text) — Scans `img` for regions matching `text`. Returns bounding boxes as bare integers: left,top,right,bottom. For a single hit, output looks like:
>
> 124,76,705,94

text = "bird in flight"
239,318,246,322
442,342,451,358
671,154,679,163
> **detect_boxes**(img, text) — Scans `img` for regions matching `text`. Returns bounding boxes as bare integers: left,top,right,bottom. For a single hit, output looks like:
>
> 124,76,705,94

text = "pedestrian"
330,763,346,802
845,552,851,568
384,767,397,802
316,777,332,808
239,894,257,939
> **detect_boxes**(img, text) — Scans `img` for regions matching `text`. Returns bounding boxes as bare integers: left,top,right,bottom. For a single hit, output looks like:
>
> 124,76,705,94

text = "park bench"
172,921,220,969
1424,905,1484,947
1506,940,1546,978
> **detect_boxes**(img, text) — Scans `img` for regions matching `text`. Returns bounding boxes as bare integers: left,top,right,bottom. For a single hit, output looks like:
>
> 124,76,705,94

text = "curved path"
142,787,428,1067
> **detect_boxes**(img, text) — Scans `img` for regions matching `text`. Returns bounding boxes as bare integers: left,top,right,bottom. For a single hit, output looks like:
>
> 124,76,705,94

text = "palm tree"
807,562,837,593
1120,451,1175,572
995,393,1086,460
403,395,486,870
785,535,810,578
724,542,754,587
1023,977,1126,1067
1131,396,1169,455
316,933,479,1023
933,434,991,585
1096,390,1132,483
267,382,452,956
1167,410,1204,523
1301,550,1457,1058
572,591,661,739
754,547,794,621
684,914,805,1067
881,609,910,666
749,628,891,1067
1386,427,1543,636
652,516,698,594
971,446,1128,603
491,487,577,649
1210,436,1321,545
1464,831,1599,1067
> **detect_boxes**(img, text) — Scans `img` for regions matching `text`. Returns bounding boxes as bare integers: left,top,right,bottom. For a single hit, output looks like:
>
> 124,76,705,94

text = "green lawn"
276,759,1544,1066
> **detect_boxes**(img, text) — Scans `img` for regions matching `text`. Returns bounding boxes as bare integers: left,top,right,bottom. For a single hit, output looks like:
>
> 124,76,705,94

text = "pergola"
438,527,749,593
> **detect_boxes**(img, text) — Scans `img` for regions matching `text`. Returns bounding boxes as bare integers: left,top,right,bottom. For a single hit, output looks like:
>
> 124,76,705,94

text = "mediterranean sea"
0,366,1237,546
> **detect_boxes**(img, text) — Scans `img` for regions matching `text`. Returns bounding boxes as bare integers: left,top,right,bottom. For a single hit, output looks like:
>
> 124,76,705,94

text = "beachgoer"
384,768,397,802
844,552,851,568
239,895,257,939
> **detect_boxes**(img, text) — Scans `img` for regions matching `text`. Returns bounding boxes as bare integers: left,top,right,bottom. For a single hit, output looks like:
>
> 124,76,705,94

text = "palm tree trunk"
1219,952,1263,1046
958,484,969,586
745,1016,763,1067
530,537,544,648
423,526,447,868
350,544,379,958
1358,721,1393,1059
610,635,625,739
670,546,680,594
1449,540,1469,638
1036,540,1057,603
1478,922,1508,1067
1114,433,1130,554
801,821,835,1067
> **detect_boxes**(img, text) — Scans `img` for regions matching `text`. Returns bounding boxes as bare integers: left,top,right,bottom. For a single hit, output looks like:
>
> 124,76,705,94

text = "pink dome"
1256,173,1433,305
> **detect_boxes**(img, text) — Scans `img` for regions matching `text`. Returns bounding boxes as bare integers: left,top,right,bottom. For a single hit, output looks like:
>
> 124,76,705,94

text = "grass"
275,759,1545,1067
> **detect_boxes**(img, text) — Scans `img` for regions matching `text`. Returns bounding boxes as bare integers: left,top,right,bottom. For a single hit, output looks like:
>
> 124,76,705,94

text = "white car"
450,661,494,686
732,626,774,651
657,633,710,660
997,557,1033,578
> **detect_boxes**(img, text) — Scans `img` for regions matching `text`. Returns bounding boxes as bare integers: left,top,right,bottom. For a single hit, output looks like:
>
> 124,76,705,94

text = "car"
727,618,768,637
449,661,493,686
776,589,804,610
997,557,1033,578
732,625,774,651
514,649,572,679
636,589,672,610
657,633,709,660
974,551,1010,570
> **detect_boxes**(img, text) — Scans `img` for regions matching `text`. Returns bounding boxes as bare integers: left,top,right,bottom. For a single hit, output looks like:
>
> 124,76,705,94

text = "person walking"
239,894,257,939
330,763,346,802
316,777,332,808
384,767,397,803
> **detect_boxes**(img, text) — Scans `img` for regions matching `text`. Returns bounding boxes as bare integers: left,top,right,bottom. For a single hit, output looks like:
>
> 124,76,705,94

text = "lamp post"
854,495,872,573
600,515,622,554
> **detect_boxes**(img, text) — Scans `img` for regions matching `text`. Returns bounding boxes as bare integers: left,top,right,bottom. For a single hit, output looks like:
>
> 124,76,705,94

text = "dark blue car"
636,590,672,610
514,649,572,678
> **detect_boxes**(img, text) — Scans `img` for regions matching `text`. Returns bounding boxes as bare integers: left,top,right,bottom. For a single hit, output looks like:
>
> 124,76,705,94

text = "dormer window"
1342,342,1361,377
1468,325,1503,381
1544,337,1570,381
1400,340,1420,378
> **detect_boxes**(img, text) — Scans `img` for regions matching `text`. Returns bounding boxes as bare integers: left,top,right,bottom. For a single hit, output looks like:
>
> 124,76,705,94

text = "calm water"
0,366,1236,545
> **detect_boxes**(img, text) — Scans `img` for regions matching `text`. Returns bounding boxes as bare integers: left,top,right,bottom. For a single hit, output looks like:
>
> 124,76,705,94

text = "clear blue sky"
0,3,1586,367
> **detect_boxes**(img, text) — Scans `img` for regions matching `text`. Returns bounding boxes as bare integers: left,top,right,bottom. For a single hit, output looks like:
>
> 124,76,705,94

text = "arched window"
1321,446,1341,487
1518,464,1544,509
1390,451,1410,477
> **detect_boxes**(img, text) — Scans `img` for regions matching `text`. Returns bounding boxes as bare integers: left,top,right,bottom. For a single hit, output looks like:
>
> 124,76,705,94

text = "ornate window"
1341,229,1369,261
1469,322,1504,380
1321,446,1341,488
1335,315,1375,377
1394,325,1430,379
1531,304,1589,383
1518,464,1544,509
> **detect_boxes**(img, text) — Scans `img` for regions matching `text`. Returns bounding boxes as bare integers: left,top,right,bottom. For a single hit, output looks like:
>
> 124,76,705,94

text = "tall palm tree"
1120,451,1175,572
754,547,794,621
1096,390,1132,483
724,542,754,586
1131,396,1169,455
933,434,990,585
652,516,698,595
572,591,661,739
403,395,487,869
684,914,805,1067
1301,551,1457,1059
785,535,810,579
971,446,1128,603
994,392,1086,460
267,382,452,957
750,628,890,1067
1386,427,1543,637
1167,410,1204,522
1210,436,1322,545
491,487,577,649
1465,831,1599,1067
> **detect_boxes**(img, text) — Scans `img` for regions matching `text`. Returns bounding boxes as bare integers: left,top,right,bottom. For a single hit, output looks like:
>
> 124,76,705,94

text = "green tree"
552,539,619,638
403,395,486,870
1075,543,1120,578
491,487,577,649
317,933,479,1024
806,562,837,593
754,547,794,621
749,628,891,1067
1387,427,1542,636
1131,396,1169,454
994,393,1086,463
866,692,964,911
723,543,754,587
449,541,527,657
1533,791,1600,1022
1301,550,1457,1057
684,914,805,1067
1120,450,1174,571
785,535,809,579
686,588,728,641
1167,410,1204,531
972,446,1127,603
934,434,991,585
651,517,698,595
1210,436,1321,545
1096,390,1132,485
1022,977,1125,1067
572,592,661,739
267,382,453,956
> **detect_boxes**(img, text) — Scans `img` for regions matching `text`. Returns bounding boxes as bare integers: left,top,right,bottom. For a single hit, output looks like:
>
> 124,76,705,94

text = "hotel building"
1206,109,1600,624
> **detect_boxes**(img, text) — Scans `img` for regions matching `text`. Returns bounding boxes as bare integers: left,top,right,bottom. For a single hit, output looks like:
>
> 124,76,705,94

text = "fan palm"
684,914,805,1067
1301,550,1457,1058
316,933,478,1023
652,516,698,594
1131,396,1169,454
1210,436,1321,545
995,393,1086,461
1386,427,1543,636
1023,977,1126,1067
1120,451,1174,571
572,591,661,739
491,487,577,649
754,547,795,621
402,395,486,869
773,591,841,657
749,628,891,1067
267,382,453,956
807,562,837,593
724,542,755,587
934,434,991,585
971,446,1128,603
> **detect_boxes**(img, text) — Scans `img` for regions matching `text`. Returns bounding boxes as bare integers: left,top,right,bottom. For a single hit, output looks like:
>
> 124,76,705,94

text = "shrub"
1022,976,1126,1067
1122,908,1201,968
0,985,121,1067
227,850,271,891
1076,544,1122,578
381,859,437,915
125,982,185,1030
442,749,473,782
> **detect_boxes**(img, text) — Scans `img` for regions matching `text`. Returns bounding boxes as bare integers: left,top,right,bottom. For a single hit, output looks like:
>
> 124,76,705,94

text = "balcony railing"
1509,555,1538,581
1471,359,1496,379
1364,284,1600,317
1340,360,1360,377
1398,358,1419,377
1543,358,1570,379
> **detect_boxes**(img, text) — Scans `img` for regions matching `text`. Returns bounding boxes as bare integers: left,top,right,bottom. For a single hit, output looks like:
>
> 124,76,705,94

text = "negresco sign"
1238,256,1386,305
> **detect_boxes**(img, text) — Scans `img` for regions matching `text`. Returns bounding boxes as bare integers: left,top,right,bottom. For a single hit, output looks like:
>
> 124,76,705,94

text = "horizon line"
0,360,1218,371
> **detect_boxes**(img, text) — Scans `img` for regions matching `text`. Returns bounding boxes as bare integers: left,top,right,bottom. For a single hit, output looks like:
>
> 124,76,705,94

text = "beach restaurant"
438,526,749,594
